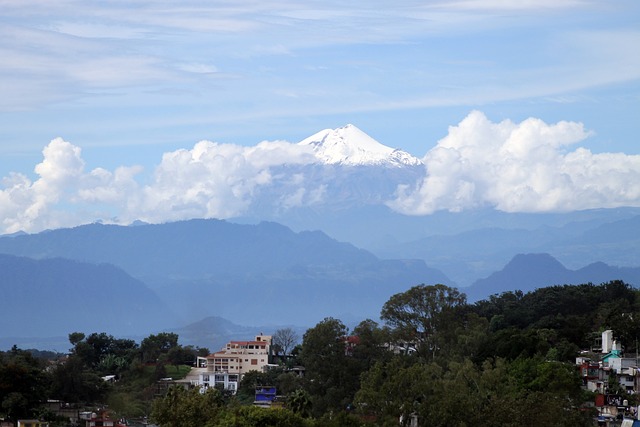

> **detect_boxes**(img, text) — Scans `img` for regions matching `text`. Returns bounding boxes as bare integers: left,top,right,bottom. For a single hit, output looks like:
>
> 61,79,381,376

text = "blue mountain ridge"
0,219,451,331
463,253,640,302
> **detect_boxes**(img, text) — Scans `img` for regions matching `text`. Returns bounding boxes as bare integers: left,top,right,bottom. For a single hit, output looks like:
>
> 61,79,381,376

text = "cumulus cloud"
130,140,315,223
0,138,141,233
389,111,640,214
0,137,316,233
1,112,639,235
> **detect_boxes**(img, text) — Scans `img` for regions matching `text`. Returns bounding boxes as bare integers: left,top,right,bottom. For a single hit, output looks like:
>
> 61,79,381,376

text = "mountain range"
464,253,640,302
0,217,638,350
232,125,640,287
0,124,638,350
0,219,450,330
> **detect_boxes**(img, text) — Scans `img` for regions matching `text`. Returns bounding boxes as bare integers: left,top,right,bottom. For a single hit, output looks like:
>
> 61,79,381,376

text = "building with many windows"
198,334,272,393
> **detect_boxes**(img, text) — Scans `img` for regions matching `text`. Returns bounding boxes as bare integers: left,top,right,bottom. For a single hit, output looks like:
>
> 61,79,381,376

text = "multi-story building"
577,330,640,425
198,334,272,393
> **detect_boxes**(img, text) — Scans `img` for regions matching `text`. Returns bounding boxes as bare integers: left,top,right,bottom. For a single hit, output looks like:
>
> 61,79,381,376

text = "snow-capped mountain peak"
298,124,422,167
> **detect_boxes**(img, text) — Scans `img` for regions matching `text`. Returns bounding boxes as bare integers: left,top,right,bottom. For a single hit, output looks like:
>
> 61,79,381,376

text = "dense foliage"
1,280,637,426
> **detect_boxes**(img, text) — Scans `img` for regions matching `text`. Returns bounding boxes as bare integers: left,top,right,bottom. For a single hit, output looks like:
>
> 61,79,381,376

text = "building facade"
198,334,272,393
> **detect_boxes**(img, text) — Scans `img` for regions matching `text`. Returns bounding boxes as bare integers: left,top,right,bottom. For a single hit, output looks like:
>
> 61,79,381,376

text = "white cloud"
1,112,639,234
105,140,316,224
0,138,142,233
389,111,640,214
0,136,318,233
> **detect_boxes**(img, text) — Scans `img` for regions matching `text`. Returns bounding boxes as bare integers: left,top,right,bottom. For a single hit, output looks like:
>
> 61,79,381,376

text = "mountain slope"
0,254,175,337
299,124,422,167
0,220,379,281
464,253,640,302
172,316,307,352
0,219,452,326
371,210,640,287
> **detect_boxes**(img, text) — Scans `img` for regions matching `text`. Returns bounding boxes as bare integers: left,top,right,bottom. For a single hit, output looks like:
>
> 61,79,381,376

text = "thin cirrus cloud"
2,1,637,112
1,111,639,235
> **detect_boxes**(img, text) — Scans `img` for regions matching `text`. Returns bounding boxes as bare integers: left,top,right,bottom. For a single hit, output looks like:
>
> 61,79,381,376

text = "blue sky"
1,0,639,233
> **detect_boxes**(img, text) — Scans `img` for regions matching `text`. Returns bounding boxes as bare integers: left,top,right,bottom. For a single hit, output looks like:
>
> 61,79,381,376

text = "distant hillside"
172,316,306,352
0,219,452,326
463,253,640,302
549,214,640,269
0,220,380,280
0,254,176,338
372,210,640,286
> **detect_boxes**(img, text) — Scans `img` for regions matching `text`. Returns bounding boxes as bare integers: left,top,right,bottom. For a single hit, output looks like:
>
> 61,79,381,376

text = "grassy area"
166,364,192,379
143,364,192,380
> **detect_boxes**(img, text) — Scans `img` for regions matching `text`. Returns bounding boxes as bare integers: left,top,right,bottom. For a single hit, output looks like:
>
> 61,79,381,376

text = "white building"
198,334,272,393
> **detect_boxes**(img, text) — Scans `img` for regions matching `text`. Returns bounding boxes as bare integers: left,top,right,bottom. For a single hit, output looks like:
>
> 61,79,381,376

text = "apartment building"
198,334,272,393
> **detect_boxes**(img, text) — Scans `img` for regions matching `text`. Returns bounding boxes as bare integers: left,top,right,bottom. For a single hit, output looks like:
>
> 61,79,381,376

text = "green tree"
0,347,50,422
299,317,357,416
140,332,179,363
213,405,311,427
286,389,312,418
351,319,392,369
49,356,108,404
355,357,442,426
166,346,193,370
151,385,224,427
68,332,86,347
237,370,280,403
68,332,137,370
381,284,467,360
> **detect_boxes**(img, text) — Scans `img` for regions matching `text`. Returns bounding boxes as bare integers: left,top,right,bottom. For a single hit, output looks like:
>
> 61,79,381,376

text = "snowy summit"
298,124,422,167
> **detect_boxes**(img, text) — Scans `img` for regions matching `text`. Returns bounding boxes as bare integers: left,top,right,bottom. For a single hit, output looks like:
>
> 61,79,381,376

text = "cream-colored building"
199,334,272,393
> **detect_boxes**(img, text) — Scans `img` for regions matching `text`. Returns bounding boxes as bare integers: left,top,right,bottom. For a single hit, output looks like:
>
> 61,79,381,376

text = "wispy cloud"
2,0,635,113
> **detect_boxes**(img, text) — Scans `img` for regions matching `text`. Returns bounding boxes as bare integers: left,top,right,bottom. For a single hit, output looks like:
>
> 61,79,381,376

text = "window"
251,359,258,365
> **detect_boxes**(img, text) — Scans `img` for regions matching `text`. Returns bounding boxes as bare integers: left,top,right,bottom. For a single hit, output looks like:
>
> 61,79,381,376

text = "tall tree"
299,317,356,416
351,319,392,369
0,347,50,423
272,328,299,357
151,385,224,427
69,332,138,370
381,284,466,360
49,355,108,404
356,356,442,425
140,332,179,363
